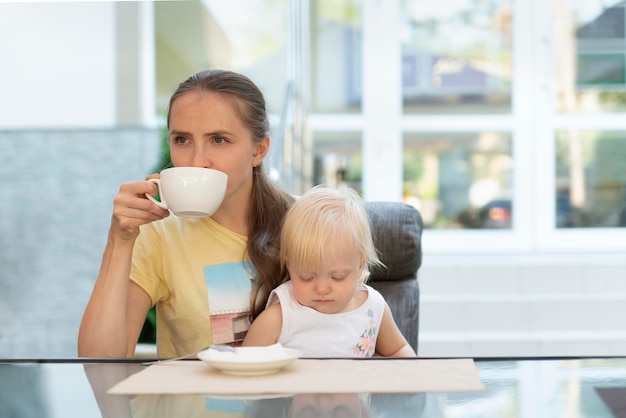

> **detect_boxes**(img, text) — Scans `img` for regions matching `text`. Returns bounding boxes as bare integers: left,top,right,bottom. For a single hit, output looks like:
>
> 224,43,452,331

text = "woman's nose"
190,149,212,168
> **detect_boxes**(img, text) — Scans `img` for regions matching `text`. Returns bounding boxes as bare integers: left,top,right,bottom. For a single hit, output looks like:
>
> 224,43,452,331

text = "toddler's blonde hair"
280,186,382,284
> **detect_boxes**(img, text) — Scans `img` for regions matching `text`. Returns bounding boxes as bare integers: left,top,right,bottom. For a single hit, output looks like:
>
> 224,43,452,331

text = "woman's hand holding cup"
110,179,171,241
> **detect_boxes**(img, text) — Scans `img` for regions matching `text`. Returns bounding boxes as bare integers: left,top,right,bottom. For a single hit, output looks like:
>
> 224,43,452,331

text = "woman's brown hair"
167,69,294,317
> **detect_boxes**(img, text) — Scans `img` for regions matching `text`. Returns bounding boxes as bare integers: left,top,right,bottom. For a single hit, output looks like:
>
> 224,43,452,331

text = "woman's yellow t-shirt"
130,216,254,357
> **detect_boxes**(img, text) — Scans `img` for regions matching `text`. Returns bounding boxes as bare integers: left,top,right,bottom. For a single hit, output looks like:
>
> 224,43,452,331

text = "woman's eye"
172,136,188,145
213,136,227,144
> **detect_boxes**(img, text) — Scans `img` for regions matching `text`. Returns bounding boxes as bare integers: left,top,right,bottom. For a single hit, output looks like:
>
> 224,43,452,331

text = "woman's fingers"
110,181,170,239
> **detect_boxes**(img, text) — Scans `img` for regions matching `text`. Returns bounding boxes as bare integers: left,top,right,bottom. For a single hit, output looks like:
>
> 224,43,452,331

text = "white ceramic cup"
145,167,228,218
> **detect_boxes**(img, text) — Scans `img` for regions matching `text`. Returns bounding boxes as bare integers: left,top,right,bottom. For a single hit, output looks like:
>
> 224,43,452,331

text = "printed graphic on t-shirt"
204,261,255,344
353,308,378,357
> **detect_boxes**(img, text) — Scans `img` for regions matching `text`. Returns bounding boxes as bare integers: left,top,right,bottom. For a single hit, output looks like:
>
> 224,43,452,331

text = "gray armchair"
365,202,423,354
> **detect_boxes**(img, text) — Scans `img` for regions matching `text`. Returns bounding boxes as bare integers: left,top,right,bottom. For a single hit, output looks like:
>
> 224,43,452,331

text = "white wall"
0,2,161,358
0,2,116,128
419,254,626,357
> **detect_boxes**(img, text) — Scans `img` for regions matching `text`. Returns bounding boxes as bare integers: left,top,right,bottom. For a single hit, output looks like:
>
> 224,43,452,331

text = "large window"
308,0,626,253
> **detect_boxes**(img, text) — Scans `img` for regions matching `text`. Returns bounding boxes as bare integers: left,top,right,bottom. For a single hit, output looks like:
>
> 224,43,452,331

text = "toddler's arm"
241,303,283,347
375,304,417,357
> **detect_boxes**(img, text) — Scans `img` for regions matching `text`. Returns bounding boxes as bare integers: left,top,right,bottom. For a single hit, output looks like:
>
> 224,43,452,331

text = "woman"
78,70,294,358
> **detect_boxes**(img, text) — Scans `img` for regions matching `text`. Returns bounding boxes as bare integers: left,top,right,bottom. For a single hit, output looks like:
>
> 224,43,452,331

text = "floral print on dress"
353,308,378,357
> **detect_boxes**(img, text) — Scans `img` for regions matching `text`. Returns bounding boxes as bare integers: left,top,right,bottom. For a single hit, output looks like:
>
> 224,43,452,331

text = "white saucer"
197,345,302,376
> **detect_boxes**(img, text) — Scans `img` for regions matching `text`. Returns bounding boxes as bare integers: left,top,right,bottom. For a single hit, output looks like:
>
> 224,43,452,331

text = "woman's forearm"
78,233,136,358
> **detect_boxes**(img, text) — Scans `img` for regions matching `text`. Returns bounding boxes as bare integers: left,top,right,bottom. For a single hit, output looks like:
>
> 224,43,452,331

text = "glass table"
2,357,625,417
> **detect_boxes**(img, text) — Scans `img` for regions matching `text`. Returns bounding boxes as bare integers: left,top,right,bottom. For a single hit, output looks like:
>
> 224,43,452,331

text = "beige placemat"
109,358,484,395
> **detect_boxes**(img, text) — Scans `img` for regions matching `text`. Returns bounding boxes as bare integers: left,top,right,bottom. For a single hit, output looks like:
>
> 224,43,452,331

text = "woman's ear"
252,136,270,167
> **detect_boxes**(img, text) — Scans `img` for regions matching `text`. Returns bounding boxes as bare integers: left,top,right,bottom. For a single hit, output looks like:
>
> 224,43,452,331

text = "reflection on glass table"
2,358,626,417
